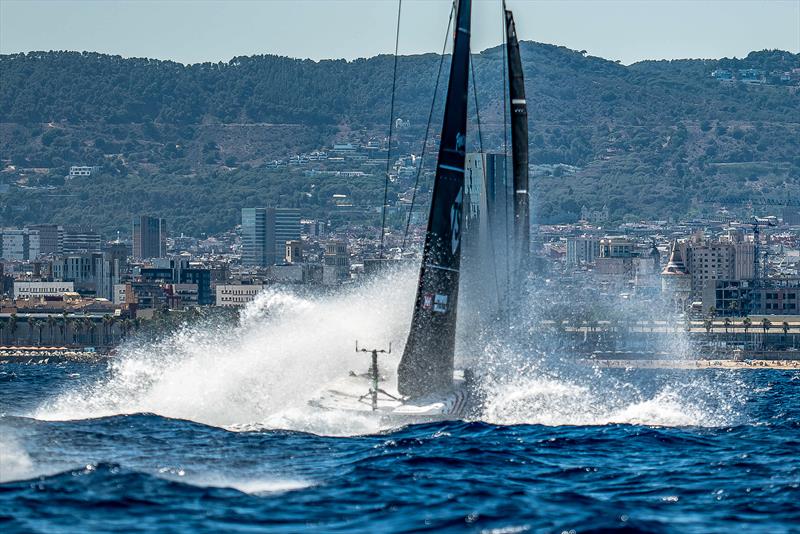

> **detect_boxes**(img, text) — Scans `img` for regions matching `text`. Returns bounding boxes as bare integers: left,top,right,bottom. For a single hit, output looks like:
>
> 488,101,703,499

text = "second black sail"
505,8,530,269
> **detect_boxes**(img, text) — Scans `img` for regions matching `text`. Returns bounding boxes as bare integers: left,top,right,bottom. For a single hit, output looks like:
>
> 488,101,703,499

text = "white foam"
0,434,35,483
176,472,313,494
32,270,416,435
481,371,741,428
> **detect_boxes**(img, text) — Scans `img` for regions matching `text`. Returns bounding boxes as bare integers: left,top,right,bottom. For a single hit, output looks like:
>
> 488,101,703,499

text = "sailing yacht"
312,0,530,422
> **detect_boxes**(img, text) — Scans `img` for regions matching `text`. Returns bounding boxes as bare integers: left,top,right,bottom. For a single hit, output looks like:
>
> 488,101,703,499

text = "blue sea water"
1,362,799,533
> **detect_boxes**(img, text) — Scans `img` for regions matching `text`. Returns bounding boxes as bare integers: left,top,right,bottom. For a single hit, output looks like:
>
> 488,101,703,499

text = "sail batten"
505,9,530,268
397,0,472,398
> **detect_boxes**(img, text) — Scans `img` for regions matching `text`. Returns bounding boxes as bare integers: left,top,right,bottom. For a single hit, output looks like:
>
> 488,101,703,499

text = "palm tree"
27,318,38,345
9,314,17,345
121,318,133,339
761,318,771,335
724,317,731,334
742,317,752,335
109,316,117,344
58,316,66,345
783,321,790,342
88,321,97,346
0,318,6,345
102,314,113,345
46,315,56,346
36,319,45,346
67,317,78,345
704,318,713,334
76,319,87,345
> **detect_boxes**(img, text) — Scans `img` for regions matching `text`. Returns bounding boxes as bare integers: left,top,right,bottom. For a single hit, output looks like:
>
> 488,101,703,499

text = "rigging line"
379,0,403,261
500,0,511,322
470,48,501,312
401,1,455,252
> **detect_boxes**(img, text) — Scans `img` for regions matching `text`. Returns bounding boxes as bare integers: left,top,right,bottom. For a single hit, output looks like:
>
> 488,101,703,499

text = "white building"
14,281,74,299
215,284,264,307
69,166,100,178
113,283,129,305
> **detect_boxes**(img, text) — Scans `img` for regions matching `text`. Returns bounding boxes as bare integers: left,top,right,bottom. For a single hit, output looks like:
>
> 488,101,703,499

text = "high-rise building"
241,207,301,267
273,208,301,261
132,216,167,259
0,228,40,260
464,153,509,230
63,228,102,254
242,208,272,267
678,231,755,298
28,224,63,255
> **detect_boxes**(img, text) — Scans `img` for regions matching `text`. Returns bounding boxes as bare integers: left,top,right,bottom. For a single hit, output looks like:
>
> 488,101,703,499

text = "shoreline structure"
1,346,798,369
584,359,800,370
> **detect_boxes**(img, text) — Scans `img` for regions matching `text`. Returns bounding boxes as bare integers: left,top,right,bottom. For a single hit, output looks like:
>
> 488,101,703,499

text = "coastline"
583,359,800,370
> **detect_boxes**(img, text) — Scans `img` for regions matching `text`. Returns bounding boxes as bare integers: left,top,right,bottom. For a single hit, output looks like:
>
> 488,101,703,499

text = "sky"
1,0,798,65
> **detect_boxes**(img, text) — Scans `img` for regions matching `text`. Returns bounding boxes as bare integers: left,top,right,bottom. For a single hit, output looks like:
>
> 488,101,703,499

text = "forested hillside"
1,44,798,235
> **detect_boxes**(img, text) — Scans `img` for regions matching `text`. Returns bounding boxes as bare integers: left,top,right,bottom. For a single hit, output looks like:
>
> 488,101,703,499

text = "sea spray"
0,433,35,483
30,266,748,434
33,269,417,432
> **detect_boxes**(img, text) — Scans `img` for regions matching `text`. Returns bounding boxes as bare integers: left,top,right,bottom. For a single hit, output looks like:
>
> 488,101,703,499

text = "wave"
1,461,312,497
0,433,35,483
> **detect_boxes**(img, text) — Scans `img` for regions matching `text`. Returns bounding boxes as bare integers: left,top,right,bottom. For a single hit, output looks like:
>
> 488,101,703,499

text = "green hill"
1,44,798,235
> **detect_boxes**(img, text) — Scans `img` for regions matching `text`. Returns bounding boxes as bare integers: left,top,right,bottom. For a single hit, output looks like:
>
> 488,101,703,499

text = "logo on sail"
450,187,463,255
455,132,465,154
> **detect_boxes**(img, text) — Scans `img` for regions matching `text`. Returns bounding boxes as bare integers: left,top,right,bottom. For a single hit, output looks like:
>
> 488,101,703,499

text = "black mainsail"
505,8,530,266
398,0,472,398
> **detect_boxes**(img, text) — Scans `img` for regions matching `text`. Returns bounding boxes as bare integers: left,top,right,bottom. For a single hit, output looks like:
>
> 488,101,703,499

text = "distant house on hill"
711,69,733,81
68,165,100,178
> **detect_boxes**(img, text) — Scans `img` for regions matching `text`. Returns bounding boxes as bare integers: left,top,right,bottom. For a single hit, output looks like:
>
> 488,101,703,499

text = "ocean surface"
1,281,799,533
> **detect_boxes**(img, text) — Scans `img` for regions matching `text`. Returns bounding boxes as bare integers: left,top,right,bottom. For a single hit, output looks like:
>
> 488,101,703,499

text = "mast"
505,8,530,266
398,0,472,398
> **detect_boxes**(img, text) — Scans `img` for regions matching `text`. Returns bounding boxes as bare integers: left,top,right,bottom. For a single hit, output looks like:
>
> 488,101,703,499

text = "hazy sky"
1,0,798,65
